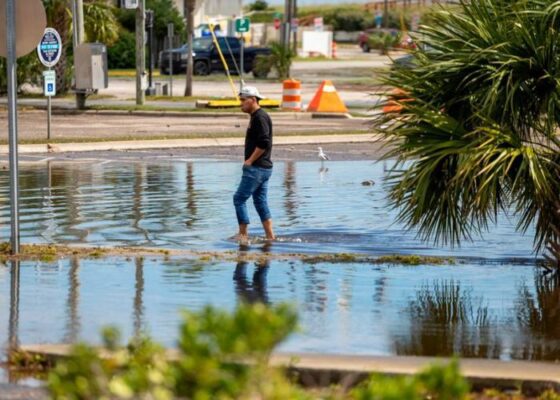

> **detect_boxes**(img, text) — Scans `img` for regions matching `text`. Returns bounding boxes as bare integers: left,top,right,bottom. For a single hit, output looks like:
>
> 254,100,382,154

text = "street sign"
314,17,324,32
37,28,62,67
235,17,250,33
123,0,138,9
291,18,299,32
43,70,56,96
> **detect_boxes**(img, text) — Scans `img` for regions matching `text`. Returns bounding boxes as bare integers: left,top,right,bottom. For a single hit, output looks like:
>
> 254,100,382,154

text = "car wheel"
362,43,370,53
194,60,210,76
160,67,169,75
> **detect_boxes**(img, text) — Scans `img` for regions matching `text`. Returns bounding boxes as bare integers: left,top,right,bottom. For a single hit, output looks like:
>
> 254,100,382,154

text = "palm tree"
375,0,560,263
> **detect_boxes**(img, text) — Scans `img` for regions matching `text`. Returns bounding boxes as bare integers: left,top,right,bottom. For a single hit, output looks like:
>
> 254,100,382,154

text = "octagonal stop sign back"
0,0,46,58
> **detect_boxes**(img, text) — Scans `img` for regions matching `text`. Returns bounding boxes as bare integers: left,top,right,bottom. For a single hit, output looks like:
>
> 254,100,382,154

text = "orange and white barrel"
332,41,337,59
282,79,302,111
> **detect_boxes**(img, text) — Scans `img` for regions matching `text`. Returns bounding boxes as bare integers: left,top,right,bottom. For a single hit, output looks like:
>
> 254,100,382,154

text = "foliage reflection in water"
1,257,559,361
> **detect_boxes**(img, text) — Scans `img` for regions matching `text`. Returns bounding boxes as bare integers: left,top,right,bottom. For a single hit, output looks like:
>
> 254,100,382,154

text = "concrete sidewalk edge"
18,345,560,395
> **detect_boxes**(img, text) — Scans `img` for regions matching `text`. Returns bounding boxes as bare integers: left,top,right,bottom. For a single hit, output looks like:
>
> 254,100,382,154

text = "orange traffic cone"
306,80,348,113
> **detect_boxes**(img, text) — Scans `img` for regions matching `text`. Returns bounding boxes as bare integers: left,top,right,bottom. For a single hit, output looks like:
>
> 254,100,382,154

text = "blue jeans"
233,165,273,225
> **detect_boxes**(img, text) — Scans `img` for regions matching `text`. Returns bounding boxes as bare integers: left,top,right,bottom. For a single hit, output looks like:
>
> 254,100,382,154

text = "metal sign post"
6,0,19,254
235,17,250,91
167,23,174,97
37,28,61,141
1,0,47,255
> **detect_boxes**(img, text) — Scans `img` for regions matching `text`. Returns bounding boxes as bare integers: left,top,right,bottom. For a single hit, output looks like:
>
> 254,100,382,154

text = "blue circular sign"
37,28,62,67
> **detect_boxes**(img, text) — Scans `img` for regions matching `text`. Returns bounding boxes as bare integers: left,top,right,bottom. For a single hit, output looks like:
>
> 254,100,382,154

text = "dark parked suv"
159,36,271,77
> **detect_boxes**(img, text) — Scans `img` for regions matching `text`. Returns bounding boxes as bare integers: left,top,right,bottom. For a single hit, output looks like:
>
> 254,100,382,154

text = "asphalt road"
0,111,371,142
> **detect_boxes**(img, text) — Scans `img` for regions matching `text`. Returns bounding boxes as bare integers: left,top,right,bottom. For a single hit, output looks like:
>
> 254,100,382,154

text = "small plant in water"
0,241,11,254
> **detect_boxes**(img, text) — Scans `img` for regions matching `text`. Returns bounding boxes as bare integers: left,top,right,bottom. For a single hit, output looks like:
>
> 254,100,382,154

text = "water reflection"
0,161,537,258
515,272,560,360
283,161,297,223
233,259,270,304
9,260,20,350
133,257,145,336
64,257,80,343
185,162,199,229
393,280,503,358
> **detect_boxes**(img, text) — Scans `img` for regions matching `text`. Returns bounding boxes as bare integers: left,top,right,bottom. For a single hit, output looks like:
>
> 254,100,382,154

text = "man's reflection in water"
233,259,270,305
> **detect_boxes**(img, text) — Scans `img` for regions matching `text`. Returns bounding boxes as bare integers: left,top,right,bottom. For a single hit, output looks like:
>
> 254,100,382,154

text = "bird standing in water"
318,147,329,161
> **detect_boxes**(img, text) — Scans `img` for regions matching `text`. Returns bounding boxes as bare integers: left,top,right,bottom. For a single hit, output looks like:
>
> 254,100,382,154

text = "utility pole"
72,0,86,109
283,0,292,53
6,0,19,254
291,0,297,55
383,0,389,28
184,0,195,97
136,0,146,105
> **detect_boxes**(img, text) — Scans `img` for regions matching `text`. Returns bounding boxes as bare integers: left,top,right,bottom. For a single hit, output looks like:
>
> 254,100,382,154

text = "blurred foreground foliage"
47,302,473,399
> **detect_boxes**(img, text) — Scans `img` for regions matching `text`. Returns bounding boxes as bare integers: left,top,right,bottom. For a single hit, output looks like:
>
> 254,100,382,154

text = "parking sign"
235,17,250,33
43,70,56,96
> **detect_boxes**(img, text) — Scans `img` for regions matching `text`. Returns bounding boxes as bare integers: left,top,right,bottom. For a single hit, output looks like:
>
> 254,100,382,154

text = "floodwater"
0,160,536,259
0,257,558,361
1,160,554,362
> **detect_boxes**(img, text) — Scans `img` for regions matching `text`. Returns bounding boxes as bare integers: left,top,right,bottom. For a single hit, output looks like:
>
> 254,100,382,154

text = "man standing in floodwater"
233,86,275,244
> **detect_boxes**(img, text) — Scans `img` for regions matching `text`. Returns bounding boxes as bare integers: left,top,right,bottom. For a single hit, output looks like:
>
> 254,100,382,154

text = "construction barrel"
282,79,302,111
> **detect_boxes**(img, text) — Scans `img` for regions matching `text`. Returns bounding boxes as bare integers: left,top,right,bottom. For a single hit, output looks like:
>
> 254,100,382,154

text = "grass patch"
376,254,455,265
8,349,51,370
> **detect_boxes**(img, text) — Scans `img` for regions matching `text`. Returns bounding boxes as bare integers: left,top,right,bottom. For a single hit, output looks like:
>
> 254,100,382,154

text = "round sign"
37,28,62,67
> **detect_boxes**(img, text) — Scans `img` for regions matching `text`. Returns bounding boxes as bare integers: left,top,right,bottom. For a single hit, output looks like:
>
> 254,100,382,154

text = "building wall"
173,0,242,22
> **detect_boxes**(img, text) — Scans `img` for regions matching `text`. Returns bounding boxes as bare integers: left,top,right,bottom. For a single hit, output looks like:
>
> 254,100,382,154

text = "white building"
173,0,243,25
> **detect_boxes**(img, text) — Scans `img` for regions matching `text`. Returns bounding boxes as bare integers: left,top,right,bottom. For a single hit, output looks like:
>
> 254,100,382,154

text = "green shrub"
325,9,369,31
248,0,269,11
351,360,469,400
47,304,476,400
367,32,401,55
254,42,295,80
250,10,276,23
108,29,136,69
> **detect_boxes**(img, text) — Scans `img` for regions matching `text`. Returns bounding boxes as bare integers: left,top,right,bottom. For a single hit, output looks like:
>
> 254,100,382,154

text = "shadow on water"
392,280,503,358
514,271,560,361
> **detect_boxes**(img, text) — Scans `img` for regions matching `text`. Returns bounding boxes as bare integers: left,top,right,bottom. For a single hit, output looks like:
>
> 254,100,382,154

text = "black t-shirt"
244,108,273,168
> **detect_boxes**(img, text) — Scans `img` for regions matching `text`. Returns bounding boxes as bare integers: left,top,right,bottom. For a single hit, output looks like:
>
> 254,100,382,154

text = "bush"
0,53,42,95
108,29,136,69
248,0,268,11
367,31,401,55
325,9,369,31
254,42,295,80
47,303,476,400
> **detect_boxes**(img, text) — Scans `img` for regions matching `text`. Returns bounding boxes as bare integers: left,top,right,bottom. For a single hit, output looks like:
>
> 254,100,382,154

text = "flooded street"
1,257,558,361
0,159,535,259
1,159,554,362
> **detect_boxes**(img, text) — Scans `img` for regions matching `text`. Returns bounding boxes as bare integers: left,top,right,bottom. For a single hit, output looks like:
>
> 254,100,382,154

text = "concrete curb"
19,345,560,395
0,134,377,155
5,106,354,120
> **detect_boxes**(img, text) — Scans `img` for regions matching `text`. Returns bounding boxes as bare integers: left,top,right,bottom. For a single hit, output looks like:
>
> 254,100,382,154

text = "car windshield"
192,38,213,51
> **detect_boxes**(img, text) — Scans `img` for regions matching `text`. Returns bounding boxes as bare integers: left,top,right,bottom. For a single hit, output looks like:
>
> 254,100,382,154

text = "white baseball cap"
239,86,264,100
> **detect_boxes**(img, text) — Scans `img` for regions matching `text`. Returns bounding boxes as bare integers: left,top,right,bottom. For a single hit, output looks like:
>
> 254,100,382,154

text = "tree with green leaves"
0,0,119,94
375,0,560,264
249,0,269,11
